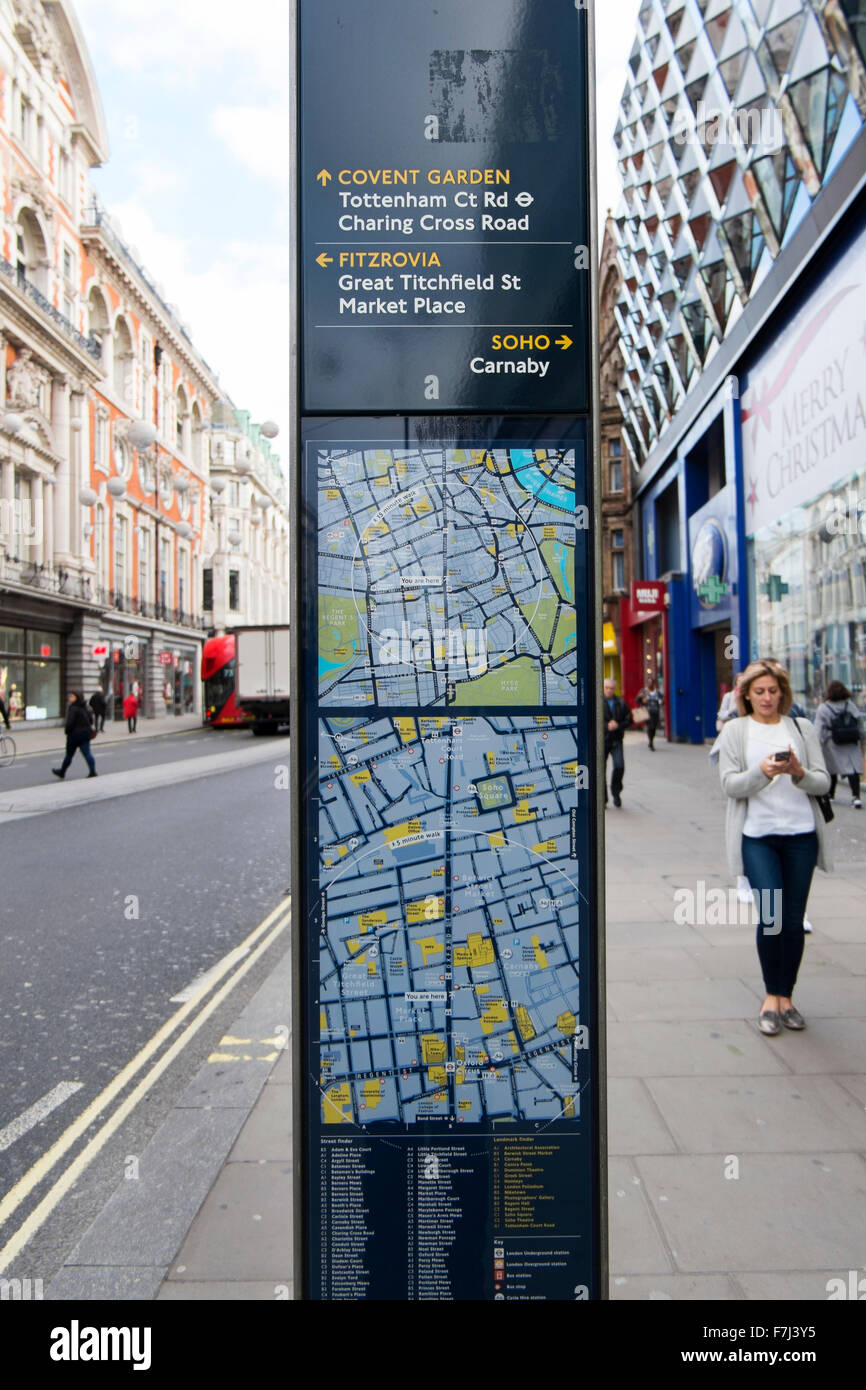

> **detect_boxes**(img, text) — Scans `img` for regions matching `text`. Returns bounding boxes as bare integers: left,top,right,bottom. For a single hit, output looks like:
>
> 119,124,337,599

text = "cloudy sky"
74,1,638,428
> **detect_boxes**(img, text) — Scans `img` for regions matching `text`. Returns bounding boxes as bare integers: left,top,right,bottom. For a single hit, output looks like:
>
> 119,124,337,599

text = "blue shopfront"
638,386,747,743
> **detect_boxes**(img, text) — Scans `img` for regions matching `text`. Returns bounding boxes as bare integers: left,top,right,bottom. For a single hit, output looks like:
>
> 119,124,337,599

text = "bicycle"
0,729,16,768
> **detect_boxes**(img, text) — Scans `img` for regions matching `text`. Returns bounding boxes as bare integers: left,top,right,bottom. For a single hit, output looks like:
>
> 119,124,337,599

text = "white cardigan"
717,715,832,875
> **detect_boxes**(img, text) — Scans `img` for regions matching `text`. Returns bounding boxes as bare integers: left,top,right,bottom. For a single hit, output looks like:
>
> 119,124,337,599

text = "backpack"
830,706,860,745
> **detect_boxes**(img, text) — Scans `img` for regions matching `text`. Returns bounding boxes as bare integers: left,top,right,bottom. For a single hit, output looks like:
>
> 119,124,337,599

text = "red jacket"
123,694,139,718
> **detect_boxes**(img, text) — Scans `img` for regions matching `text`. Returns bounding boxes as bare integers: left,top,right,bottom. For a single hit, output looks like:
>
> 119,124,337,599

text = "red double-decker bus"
201,633,251,727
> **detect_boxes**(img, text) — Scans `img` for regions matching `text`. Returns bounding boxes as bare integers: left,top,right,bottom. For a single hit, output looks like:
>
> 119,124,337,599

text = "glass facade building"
613,0,866,738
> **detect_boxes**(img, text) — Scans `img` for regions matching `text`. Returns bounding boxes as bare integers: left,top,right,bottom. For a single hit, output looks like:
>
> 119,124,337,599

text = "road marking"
0,896,290,1264
0,1084,84,1154
170,949,250,1002
0,906,289,1274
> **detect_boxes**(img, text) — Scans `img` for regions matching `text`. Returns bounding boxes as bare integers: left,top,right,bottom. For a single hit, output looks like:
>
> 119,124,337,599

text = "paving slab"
761,1018,866,1074
634,1154,866,1272
735,1269,866,1301
163,1160,292,1283
836,1074,866,1105
605,921,707,950
645,1075,866,1153
605,947,705,982
178,1059,275,1111
229,1082,291,1162
607,977,764,1022
607,1020,791,1078
608,1157,674,1276
814,944,866,975
610,1273,741,1300
46,1267,164,1301
158,1280,292,1300
608,1077,679,1156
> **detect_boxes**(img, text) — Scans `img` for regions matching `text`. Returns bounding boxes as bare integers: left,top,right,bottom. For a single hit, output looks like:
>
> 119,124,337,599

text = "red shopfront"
622,581,668,732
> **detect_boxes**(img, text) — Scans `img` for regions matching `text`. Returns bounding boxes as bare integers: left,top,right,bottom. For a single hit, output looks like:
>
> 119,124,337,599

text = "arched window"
87,287,111,367
15,209,49,293
113,316,134,405
190,401,203,466
176,385,188,454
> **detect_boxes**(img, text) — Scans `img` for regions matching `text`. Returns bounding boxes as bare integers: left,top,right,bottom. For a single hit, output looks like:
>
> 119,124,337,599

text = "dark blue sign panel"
298,416,601,1299
300,0,590,413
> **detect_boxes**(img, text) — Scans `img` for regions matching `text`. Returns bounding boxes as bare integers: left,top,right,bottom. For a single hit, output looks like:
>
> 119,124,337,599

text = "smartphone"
773,751,791,763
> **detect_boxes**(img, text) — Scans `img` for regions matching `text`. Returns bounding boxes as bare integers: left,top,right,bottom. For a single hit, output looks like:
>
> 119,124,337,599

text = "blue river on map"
319,635,357,679
511,449,575,512
551,541,574,604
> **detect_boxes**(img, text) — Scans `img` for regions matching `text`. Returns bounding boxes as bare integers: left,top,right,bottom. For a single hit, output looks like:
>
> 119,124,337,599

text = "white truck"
234,625,291,735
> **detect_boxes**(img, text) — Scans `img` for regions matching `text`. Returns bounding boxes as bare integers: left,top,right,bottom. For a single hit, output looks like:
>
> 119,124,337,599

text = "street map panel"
317,713,587,1128
318,444,585,708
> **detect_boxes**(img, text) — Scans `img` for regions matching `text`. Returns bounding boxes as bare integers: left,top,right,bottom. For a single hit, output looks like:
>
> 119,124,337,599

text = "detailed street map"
318,444,585,708
317,713,588,1128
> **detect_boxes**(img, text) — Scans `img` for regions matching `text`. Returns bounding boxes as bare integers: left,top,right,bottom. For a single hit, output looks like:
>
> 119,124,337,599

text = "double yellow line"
0,897,291,1275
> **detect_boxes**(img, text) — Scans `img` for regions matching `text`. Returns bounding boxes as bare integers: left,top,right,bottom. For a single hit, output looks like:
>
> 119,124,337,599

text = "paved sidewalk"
605,732,866,1301
6,713,204,756
42,731,866,1300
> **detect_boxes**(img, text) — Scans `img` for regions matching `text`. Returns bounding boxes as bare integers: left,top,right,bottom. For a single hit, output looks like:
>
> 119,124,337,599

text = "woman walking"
52,692,98,780
717,659,831,1036
636,678,661,750
814,681,863,808
123,690,139,733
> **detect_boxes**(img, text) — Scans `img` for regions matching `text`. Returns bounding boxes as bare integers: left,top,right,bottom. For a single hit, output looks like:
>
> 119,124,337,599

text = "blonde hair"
736,659,794,717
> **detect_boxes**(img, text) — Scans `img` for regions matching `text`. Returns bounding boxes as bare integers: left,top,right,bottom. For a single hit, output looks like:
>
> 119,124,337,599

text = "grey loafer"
780,1007,806,1030
758,1010,781,1035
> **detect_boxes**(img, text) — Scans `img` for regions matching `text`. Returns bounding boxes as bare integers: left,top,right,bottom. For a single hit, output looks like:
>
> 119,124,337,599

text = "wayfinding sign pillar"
292,0,606,1301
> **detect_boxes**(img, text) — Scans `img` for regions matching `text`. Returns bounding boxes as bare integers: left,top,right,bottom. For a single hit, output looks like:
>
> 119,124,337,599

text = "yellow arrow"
556,334,573,350
316,252,334,268
317,169,332,186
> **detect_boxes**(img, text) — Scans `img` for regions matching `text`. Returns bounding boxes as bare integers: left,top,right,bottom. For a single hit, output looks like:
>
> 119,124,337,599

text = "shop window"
1,625,63,720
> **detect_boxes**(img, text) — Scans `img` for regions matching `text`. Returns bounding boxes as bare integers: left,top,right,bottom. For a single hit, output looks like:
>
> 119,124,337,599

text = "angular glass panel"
764,15,805,77
788,66,850,179
719,49,747,97
723,209,766,290
706,10,735,57
675,38,697,74
752,147,800,237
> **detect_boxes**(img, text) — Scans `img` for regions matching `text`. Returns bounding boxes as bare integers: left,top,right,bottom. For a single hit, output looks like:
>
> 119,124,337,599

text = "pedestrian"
716,673,743,732
635,678,661,749
89,685,107,733
717,658,831,1036
0,690,10,729
814,680,863,808
603,676,631,807
123,689,139,733
52,692,97,780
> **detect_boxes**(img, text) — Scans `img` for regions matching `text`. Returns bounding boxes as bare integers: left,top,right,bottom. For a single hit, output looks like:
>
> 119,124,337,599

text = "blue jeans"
60,730,95,775
741,832,818,997
605,740,624,799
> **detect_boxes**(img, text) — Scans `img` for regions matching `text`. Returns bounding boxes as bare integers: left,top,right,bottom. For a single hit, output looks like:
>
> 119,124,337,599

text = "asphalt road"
0,754,291,1276
0,727,257,792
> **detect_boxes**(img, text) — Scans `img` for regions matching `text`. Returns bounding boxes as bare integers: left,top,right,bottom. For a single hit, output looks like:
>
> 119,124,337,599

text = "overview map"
317,444,585,708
